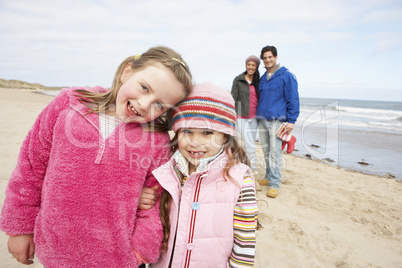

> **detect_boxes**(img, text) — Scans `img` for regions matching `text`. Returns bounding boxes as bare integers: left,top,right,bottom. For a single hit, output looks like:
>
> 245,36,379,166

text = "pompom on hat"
172,82,237,136
245,55,260,67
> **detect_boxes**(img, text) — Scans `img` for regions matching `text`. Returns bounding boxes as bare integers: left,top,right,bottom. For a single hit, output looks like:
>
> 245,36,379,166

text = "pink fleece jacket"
0,87,169,267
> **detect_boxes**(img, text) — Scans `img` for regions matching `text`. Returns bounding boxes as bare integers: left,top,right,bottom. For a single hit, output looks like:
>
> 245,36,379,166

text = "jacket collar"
266,64,282,80
152,149,231,207
172,146,224,184
68,86,139,132
69,86,107,116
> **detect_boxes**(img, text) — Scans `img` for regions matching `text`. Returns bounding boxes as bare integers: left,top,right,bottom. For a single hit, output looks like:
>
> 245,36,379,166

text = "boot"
266,188,278,198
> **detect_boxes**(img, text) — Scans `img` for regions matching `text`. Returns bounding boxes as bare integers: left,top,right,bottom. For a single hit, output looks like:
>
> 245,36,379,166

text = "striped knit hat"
172,82,237,136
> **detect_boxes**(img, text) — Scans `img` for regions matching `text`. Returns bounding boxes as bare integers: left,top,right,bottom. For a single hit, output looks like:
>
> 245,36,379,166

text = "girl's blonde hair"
74,46,193,132
159,133,249,252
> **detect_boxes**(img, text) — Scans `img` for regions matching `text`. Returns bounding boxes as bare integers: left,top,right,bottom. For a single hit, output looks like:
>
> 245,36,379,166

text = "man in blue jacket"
257,45,300,198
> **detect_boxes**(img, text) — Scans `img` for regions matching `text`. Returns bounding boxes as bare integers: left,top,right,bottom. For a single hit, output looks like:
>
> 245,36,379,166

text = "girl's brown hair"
159,133,250,252
74,46,193,132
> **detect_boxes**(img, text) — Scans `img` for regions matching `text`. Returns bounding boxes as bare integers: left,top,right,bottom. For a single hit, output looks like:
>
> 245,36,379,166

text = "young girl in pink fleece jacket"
0,46,192,267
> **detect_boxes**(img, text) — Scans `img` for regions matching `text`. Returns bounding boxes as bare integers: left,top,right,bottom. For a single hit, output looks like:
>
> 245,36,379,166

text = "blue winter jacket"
257,66,300,124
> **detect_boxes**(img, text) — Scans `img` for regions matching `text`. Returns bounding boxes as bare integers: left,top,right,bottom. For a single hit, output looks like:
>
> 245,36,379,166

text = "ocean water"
291,98,402,180
38,90,402,180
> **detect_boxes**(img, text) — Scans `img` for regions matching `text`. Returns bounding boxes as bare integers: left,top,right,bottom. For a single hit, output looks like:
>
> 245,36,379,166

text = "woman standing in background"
231,55,260,178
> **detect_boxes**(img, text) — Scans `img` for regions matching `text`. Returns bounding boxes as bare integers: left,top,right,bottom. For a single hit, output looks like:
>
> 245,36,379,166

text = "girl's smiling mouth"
128,101,141,117
188,151,206,159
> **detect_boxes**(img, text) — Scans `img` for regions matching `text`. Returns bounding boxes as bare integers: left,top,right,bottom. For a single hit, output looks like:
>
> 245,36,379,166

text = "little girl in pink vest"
148,82,258,267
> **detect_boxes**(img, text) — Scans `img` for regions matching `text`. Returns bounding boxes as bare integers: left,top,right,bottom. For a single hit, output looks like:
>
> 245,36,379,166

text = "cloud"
0,0,401,101
361,5,402,25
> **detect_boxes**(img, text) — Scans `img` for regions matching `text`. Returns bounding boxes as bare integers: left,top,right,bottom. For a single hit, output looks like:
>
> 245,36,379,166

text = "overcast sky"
1,0,401,102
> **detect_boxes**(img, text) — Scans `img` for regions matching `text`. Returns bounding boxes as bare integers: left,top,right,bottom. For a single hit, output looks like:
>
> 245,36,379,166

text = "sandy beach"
0,88,401,268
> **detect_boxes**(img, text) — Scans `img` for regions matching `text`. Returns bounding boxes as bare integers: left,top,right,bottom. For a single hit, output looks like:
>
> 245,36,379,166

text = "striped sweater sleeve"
228,171,258,267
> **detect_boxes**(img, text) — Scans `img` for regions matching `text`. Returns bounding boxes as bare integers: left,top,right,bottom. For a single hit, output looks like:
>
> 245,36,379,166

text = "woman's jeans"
236,118,258,170
258,119,283,189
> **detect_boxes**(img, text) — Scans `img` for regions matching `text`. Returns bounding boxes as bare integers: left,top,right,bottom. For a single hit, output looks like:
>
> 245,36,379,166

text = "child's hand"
138,185,159,210
8,234,35,265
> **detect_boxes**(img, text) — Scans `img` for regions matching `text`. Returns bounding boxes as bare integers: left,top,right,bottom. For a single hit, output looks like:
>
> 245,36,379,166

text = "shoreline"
1,87,401,267
286,117,402,180
6,87,401,180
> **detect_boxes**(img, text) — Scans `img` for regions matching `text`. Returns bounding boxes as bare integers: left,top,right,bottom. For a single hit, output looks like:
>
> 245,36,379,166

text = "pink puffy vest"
152,153,251,268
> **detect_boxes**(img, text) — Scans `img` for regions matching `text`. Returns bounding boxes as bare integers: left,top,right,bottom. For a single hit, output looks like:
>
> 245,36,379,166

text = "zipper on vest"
95,139,105,164
184,172,206,267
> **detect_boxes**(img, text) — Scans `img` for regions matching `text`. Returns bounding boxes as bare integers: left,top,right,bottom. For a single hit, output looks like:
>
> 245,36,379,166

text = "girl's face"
177,128,227,173
114,62,185,123
246,61,257,76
